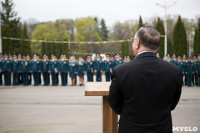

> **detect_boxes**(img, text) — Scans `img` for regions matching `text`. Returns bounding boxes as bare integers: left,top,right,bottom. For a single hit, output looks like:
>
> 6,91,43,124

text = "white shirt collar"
138,51,155,56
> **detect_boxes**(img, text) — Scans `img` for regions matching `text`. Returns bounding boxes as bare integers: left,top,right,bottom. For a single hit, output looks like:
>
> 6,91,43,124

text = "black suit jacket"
108,52,182,133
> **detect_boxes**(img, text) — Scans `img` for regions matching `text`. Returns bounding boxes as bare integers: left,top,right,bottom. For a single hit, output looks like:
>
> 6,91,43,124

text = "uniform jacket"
193,60,197,72
103,59,113,72
68,61,77,73
1,59,11,71
0,59,2,72
171,58,177,65
186,61,194,73
11,60,19,72
197,60,200,72
182,60,187,73
113,59,123,68
108,52,182,133
30,60,41,72
48,60,58,72
41,60,49,72
93,59,103,71
21,60,29,72
85,60,93,72
57,59,69,73
77,61,85,72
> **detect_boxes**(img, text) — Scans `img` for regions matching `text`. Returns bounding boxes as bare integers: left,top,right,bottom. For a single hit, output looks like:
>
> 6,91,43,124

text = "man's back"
108,52,182,133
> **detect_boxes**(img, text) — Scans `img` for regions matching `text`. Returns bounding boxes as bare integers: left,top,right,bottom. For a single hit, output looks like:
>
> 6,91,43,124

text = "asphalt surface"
0,83,199,133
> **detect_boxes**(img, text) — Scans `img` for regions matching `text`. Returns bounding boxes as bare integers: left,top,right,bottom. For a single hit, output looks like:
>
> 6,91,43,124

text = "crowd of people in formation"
156,53,200,87
0,52,131,86
0,52,199,87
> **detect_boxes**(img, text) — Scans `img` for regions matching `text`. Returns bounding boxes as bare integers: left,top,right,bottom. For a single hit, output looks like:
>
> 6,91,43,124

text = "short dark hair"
136,26,161,50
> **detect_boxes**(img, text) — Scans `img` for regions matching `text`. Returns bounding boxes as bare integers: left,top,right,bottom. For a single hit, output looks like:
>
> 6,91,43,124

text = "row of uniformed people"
157,53,200,87
0,52,131,86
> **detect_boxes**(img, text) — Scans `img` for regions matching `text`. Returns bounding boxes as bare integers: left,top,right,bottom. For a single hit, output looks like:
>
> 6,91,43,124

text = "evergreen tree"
173,15,187,56
100,19,109,41
193,27,198,55
1,0,21,53
138,16,144,30
121,42,125,58
21,23,31,54
167,38,173,55
121,42,129,58
197,21,200,54
193,21,200,55
94,17,98,25
155,17,165,58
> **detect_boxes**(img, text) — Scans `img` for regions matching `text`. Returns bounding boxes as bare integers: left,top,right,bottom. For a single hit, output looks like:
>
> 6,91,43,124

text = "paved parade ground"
0,84,200,133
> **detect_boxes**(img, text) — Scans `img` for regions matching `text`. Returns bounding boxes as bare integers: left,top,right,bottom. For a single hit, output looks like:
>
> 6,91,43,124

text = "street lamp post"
156,1,177,58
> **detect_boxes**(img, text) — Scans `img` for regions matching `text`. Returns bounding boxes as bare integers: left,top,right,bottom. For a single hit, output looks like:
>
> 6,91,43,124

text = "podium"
85,82,118,133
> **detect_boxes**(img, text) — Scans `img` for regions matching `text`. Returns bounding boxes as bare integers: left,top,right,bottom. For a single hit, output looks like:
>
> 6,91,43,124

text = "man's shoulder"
114,58,180,73
114,61,134,72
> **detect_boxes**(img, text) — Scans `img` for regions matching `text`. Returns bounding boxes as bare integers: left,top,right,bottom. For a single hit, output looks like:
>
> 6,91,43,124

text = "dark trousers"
96,71,102,82
87,72,93,82
28,72,32,85
91,73,93,81
18,73,23,85
187,73,192,86
0,72,2,85
105,72,111,82
61,72,67,86
180,73,183,85
196,72,199,86
4,71,11,86
39,72,41,85
13,72,19,85
22,72,28,85
33,72,39,85
43,72,50,85
185,74,187,85
51,72,58,86
75,74,77,85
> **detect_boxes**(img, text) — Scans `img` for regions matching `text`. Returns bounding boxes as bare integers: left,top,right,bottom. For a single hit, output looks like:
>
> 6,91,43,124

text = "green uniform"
58,59,69,86
11,60,19,85
186,61,194,86
1,59,11,85
41,60,50,86
30,59,41,86
21,60,29,85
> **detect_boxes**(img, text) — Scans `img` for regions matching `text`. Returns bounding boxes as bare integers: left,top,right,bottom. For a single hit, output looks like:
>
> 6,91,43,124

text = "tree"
138,16,144,30
167,38,173,55
31,22,59,56
25,18,40,37
121,42,129,58
55,18,75,41
100,19,109,41
75,17,101,54
111,21,135,40
173,15,187,56
155,17,165,58
1,0,21,53
193,21,200,55
57,24,70,58
20,23,31,54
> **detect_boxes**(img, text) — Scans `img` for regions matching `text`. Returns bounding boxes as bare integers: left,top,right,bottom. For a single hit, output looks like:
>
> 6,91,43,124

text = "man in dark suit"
108,26,182,133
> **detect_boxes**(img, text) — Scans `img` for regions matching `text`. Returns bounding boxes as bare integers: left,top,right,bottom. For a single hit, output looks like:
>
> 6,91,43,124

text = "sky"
12,0,200,26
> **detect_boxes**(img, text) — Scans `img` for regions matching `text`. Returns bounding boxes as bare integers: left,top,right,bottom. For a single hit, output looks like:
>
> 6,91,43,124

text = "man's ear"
136,40,140,49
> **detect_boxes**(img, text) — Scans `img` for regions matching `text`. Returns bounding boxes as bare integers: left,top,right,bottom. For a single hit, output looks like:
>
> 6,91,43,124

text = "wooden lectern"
85,82,118,133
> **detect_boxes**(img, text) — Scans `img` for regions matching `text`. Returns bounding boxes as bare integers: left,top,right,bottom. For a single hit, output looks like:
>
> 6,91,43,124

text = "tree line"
1,0,200,58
